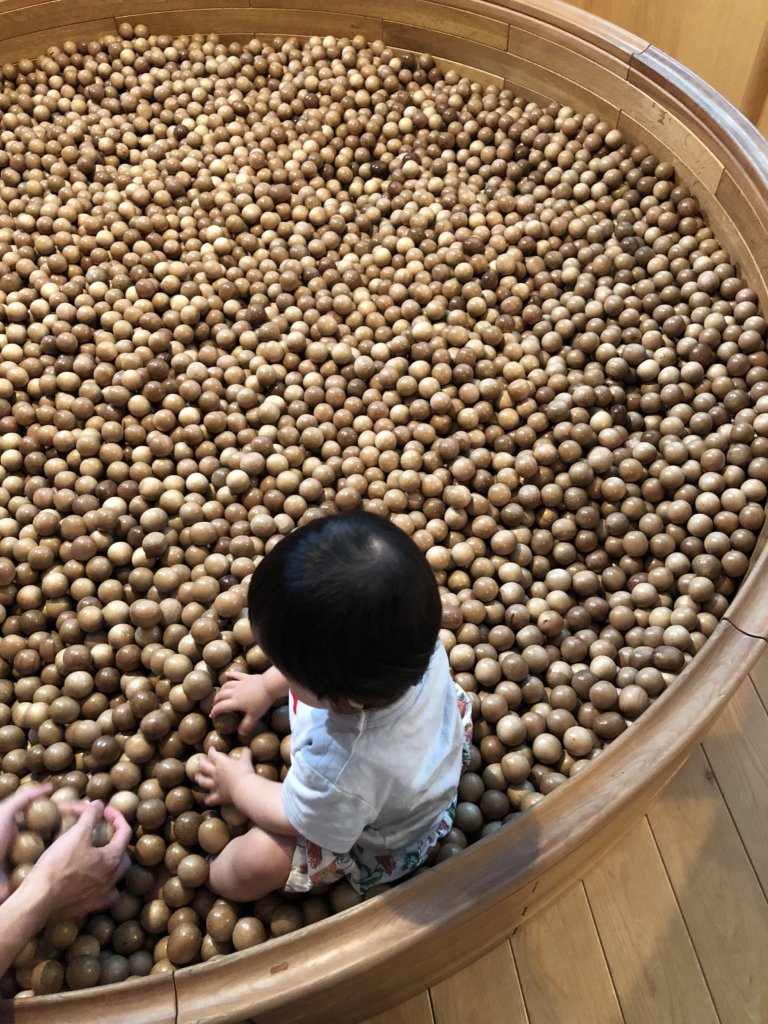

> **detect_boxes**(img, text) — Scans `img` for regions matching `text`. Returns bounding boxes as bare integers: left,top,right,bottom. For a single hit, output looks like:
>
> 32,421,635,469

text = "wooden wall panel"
0,20,116,63
567,0,768,118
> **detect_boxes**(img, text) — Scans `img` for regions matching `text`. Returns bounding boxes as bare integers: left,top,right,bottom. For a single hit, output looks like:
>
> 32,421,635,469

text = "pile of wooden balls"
0,19,765,994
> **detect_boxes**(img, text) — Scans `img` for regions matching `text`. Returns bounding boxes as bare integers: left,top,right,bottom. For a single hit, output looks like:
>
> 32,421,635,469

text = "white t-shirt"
281,642,463,854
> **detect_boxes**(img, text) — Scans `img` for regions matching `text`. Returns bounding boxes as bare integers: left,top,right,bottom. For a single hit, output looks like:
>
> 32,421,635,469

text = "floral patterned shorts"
285,683,474,895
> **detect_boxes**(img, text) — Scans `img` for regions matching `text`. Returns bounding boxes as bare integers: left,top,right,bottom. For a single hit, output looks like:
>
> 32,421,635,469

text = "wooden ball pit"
0,1,767,1022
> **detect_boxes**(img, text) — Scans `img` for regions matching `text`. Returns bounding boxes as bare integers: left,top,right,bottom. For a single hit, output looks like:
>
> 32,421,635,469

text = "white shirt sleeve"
281,745,376,852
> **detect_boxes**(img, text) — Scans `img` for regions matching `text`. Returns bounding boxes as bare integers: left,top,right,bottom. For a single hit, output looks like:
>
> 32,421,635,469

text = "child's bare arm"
255,665,291,697
230,773,297,837
212,665,291,737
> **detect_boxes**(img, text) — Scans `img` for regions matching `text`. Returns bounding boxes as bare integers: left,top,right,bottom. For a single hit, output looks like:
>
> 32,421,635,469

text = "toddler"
195,510,473,900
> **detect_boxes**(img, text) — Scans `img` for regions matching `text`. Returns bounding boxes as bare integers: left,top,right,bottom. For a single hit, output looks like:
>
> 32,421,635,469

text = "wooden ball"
24,798,60,839
65,955,100,990
31,960,64,996
167,924,203,966
198,818,231,855
232,917,267,951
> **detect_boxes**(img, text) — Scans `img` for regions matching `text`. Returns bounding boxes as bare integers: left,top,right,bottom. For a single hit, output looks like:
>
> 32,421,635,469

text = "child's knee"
208,827,295,901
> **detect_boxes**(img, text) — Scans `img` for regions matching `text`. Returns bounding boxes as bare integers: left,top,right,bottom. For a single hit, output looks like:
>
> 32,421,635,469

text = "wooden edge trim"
713,171,768,301
629,47,768,208
503,15,632,82
500,0,647,61
723,532,768,638
615,110,724,202
504,76,557,108
381,23,623,127
0,21,119,64
0,0,648,62
0,972,177,1024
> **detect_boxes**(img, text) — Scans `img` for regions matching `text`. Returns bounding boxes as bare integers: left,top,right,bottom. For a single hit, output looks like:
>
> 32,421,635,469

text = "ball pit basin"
0,1,767,1022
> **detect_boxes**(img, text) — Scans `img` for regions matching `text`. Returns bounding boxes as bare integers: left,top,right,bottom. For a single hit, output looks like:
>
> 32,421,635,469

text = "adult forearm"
233,775,296,836
0,878,50,977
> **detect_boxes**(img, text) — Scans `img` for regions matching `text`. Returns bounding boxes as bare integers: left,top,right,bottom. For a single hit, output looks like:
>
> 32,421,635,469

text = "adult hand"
0,783,52,901
28,801,131,918
195,746,256,807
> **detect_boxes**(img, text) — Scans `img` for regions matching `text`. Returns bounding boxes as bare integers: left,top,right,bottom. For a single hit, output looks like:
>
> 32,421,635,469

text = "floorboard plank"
364,991,435,1024
702,678,768,899
584,816,719,1024
648,746,768,1024
430,941,528,1024
512,883,624,1024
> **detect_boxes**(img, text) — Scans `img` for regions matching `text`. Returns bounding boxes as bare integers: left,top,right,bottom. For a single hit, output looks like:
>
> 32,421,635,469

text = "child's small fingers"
203,792,222,807
237,712,259,737
211,698,239,717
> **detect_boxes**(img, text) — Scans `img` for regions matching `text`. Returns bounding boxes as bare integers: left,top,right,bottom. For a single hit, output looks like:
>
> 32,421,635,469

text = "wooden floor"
363,651,768,1024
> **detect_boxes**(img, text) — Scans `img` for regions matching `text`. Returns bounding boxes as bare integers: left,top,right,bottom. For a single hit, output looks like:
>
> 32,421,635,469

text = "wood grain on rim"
0,973,176,1024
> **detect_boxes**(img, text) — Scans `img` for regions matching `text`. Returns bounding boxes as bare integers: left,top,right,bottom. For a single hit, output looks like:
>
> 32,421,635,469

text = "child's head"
247,511,441,712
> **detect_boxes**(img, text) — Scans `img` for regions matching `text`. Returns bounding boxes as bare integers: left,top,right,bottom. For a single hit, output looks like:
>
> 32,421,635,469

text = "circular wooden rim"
1,2,767,1022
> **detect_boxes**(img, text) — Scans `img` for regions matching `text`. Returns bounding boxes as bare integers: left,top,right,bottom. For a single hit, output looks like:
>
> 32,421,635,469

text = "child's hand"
195,747,255,807
212,671,276,738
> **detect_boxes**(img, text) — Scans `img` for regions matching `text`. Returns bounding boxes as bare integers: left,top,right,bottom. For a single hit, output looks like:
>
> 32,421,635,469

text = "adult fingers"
84,887,119,914
102,806,131,854
55,799,94,817
67,800,104,837
107,852,131,883
2,782,52,818
61,799,104,820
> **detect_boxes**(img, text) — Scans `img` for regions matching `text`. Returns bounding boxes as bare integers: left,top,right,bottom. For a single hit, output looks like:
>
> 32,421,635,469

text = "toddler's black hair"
247,510,441,711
